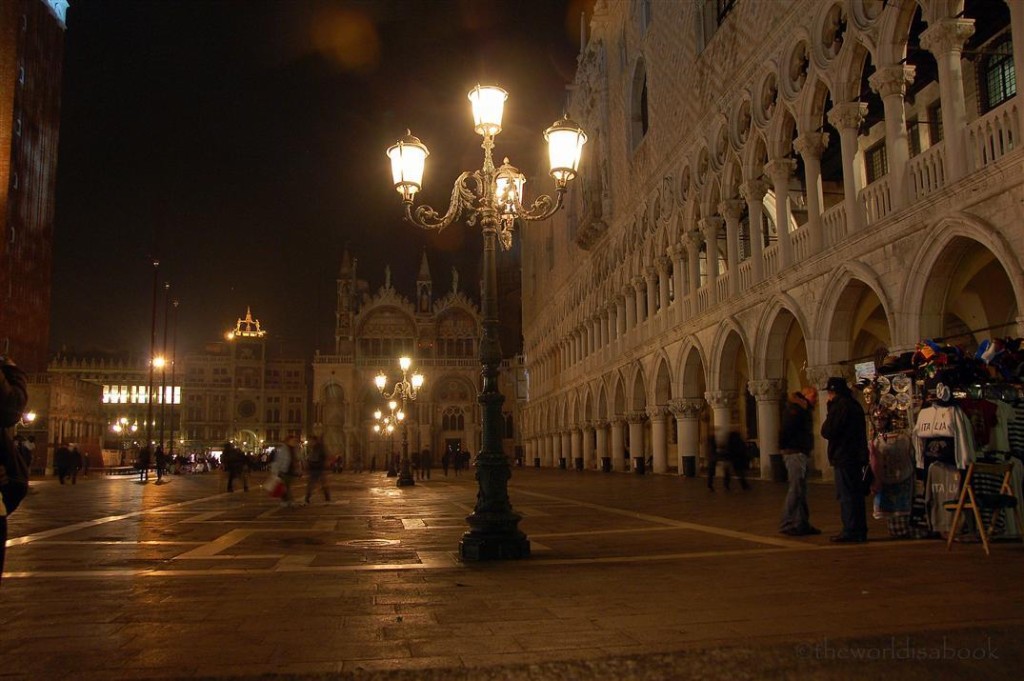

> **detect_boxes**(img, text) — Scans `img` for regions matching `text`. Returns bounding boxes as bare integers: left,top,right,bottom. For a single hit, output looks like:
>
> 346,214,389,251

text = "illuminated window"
865,141,888,184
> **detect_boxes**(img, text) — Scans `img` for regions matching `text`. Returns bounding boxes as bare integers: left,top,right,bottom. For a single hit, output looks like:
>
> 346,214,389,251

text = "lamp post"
374,356,423,487
111,417,138,466
145,258,160,448
168,299,179,460
387,85,586,560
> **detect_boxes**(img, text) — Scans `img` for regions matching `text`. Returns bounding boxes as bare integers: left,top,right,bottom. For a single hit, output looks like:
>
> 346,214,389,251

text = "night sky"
50,0,590,358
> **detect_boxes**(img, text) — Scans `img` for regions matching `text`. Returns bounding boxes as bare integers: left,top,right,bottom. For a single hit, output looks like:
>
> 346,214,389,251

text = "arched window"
630,59,649,150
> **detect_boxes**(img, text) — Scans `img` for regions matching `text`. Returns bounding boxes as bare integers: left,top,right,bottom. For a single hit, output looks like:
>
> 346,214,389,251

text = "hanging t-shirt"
1007,404,1024,456
958,398,997,450
870,434,914,519
925,462,962,535
914,404,976,468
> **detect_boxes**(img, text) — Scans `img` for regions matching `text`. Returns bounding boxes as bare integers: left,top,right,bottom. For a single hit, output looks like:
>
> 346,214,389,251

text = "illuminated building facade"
312,250,522,468
179,308,307,453
519,0,1024,478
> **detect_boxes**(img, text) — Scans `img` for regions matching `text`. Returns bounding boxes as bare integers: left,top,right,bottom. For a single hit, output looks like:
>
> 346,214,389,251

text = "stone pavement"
1,467,1022,680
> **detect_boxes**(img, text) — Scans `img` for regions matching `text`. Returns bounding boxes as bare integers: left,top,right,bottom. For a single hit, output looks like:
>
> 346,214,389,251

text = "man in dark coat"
821,376,869,542
1,358,29,582
54,442,72,484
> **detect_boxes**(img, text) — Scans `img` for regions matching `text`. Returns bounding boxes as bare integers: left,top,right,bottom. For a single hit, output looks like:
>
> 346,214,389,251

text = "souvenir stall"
860,338,1024,541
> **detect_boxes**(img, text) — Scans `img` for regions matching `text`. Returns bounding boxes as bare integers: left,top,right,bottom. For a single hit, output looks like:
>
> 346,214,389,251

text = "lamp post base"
397,472,415,487
459,513,530,561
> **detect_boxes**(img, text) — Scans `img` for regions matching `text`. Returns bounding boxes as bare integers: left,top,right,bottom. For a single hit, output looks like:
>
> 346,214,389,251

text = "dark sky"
51,0,590,358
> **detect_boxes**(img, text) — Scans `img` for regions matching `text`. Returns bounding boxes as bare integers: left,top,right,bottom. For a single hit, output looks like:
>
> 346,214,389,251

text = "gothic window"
630,59,649,151
979,36,1015,114
698,242,708,287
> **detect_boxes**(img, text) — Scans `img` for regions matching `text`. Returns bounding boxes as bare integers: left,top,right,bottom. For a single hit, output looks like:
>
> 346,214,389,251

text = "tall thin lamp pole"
145,258,160,448
168,299,179,458
159,281,170,450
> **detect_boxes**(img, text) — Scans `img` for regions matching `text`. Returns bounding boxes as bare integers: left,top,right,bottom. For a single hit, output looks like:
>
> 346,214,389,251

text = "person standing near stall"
821,377,869,543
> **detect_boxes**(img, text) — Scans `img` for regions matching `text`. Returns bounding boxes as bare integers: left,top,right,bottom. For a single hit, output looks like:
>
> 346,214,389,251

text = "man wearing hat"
778,386,820,536
821,376,869,542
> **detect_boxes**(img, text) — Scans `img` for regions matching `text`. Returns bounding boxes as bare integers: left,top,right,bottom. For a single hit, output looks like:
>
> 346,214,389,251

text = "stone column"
570,426,582,470
581,421,595,470
594,419,609,472
827,103,868,234
645,267,658,318
793,131,828,254
738,179,768,283
601,307,611,348
670,243,686,308
623,285,637,329
805,364,850,479
717,199,745,296
868,64,916,210
1010,1,1024,136
626,411,646,473
699,217,723,304
920,18,974,181
670,398,704,477
633,277,647,325
616,295,627,337
560,429,572,469
704,390,735,447
656,256,672,310
551,431,561,468
748,378,785,481
610,418,626,472
685,232,701,307
764,158,796,269
647,406,669,474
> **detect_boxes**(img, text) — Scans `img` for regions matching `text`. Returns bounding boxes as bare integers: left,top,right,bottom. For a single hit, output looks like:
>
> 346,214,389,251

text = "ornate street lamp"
373,403,401,476
387,85,586,560
374,356,423,487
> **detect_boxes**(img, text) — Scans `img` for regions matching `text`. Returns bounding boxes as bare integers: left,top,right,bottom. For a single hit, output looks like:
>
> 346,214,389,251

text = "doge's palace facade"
520,0,1024,479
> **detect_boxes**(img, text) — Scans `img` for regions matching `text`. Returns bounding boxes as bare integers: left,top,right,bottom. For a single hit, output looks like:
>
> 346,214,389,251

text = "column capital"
681,229,704,250
739,179,769,203
610,416,627,428
920,18,975,56
669,397,704,418
868,64,916,98
763,158,796,182
656,255,672,273
827,101,868,131
669,242,686,259
646,406,669,421
593,418,608,429
626,410,647,424
793,131,829,160
704,390,736,410
747,378,784,401
717,198,746,222
621,284,636,297
699,216,724,235
645,266,658,280
805,364,850,390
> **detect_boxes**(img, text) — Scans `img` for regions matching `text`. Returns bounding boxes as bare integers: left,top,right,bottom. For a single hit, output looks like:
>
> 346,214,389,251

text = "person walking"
137,445,152,482
779,387,821,536
154,444,167,483
304,435,330,504
419,448,432,480
821,376,869,543
272,435,302,507
223,443,245,492
441,449,450,477
69,444,83,485
55,442,72,484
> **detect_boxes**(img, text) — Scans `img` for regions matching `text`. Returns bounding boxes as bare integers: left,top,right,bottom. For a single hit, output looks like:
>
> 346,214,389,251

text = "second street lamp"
387,85,586,560
374,356,423,487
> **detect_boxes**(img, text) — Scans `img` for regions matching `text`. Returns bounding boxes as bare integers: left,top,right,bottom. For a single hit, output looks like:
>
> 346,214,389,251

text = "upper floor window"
697,0,736,50
927,101,943,143
630,59,649,151
979,36,1015,114
865,141,888,184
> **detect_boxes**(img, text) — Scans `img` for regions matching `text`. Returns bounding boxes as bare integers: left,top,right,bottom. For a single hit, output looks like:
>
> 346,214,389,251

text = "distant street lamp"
111,416,138,466
374,356,423,487
145,258,160,448
387,85,586,559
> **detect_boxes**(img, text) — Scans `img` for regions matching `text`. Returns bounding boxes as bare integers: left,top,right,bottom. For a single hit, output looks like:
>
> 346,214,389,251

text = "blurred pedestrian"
1,357,30,583
224,443,246,492
418,448,432,480
137,445,152,482
822,376,869,543
55,442,72,484
779,387,821,536
272,435,302,507
304,435,330,504
441,449,450,477
69,444,83,485
154,444,166,483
